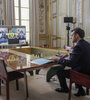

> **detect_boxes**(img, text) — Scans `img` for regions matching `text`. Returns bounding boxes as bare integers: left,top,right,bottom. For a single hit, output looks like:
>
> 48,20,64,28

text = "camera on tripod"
64,17,73,46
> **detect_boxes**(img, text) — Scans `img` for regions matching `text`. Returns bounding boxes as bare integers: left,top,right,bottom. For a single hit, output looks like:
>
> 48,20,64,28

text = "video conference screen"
0,26,26,45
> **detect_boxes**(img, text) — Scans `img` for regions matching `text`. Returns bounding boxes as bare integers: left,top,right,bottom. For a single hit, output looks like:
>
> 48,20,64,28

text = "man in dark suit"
52,27,90,96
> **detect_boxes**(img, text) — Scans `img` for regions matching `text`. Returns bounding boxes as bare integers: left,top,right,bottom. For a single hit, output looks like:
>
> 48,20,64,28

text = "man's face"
71,31,78,43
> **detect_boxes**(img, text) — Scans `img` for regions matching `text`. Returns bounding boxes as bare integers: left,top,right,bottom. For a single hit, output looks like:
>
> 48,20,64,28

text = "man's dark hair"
71,27,85,38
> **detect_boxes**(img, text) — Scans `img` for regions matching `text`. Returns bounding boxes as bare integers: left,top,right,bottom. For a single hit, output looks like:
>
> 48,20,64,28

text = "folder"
31,58,53,65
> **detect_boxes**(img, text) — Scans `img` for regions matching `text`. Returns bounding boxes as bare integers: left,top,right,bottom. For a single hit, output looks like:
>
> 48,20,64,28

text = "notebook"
31,58,53,65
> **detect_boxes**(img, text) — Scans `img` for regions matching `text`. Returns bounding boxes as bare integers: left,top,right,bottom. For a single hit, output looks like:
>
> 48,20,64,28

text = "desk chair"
68,69,90,100
0,59,24,100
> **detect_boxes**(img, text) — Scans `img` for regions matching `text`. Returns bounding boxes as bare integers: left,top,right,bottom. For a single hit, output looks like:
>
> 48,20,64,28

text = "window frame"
14,0,32,44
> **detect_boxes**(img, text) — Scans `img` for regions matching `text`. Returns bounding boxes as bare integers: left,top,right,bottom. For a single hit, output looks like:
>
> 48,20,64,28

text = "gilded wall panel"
39,0,51,47
52,18,57,35
44,0,90,48
39,0,45,34
83,0,90,37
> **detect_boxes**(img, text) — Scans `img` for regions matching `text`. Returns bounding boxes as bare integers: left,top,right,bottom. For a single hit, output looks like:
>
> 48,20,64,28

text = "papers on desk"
31,58,53,65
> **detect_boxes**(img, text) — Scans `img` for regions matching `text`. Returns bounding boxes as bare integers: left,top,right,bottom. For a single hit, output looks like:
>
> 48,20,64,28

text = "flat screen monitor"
0,26,26,45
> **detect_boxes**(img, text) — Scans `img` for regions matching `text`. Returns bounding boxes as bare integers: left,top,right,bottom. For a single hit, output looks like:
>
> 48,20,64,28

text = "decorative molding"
39,0,45,34
77,0,82,26
84,0,90,36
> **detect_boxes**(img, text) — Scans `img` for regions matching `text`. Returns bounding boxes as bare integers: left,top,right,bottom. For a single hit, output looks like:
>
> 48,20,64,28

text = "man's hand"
60,54,68,58
51,56,60,62
51,54,68,62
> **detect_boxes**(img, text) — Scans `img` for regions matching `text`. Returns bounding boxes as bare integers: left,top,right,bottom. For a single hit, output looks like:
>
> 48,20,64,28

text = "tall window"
14,0,32,44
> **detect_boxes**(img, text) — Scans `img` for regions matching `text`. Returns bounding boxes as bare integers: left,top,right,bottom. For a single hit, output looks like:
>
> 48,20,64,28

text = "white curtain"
31,0,40,46
2,0,15,25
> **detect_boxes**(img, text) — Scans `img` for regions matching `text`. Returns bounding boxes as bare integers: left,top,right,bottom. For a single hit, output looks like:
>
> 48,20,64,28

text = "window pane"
21,21,29,32
14,0,18,6
15,20,19,25
21,0,29,7
15,7,19,19
21,8,29,19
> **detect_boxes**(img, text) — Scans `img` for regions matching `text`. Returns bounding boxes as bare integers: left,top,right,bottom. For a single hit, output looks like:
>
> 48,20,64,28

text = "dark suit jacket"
58,39,90,75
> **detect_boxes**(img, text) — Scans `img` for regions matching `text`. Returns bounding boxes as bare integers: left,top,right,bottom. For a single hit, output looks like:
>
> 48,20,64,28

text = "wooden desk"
0,49,56,98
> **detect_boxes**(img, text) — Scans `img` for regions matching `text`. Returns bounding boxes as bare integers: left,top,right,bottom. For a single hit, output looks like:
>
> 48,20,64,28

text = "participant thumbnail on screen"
0,28,8,45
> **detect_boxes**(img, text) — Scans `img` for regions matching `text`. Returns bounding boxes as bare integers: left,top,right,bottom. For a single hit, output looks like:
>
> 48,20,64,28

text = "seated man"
52,27,90,97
